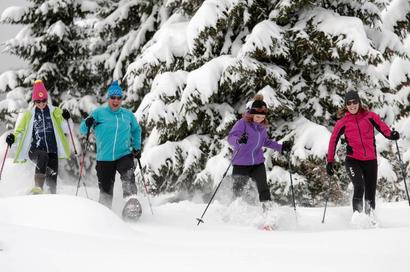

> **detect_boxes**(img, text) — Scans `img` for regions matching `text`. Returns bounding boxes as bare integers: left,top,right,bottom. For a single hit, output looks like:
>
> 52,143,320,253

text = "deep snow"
0,157,410,272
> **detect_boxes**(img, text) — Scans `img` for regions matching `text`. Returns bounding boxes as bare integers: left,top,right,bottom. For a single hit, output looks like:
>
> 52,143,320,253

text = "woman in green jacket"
5,80,71,194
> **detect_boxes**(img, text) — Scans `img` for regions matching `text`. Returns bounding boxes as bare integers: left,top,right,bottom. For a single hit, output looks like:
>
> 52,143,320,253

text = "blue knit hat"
107,80,123,98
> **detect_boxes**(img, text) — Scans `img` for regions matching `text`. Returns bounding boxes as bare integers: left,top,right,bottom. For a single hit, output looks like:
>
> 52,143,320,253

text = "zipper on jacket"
41,109,49,153
354,116,366,157
251,128,261,165
112,115,119,160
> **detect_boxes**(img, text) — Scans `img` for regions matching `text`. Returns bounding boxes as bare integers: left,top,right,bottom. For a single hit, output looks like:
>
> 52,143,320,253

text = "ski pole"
66,119,78,155
196,146,241,226
287,154,297,216
136,157,154,215
322,176,332,224
393,134,410,206
0,144,10,180
76,126,91,198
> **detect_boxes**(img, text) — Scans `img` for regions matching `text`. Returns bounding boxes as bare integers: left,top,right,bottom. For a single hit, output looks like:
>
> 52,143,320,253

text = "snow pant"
28,149,58,194
232,163,271,202
345,157,378,214
96,154,138,208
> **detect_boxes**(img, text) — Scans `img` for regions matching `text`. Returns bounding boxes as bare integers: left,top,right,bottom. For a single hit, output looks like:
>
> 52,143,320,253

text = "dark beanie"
250,94,267,115
251,99,267,109
344,91,360,103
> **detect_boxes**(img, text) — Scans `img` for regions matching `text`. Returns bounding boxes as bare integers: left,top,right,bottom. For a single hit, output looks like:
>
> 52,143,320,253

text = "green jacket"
13,105,71,163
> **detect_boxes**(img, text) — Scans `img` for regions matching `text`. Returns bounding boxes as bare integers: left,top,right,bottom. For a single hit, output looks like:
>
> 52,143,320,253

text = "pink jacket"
327,111,392,162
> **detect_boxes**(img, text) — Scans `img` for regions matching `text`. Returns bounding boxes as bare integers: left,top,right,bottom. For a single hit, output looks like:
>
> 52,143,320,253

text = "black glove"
133,149,141,159
5,133,15,147
62,109,70,120
80,110,89,119
85,116,95,128
238,133,248,144
390,130,400,141
281,141,292,154
326,162,334,176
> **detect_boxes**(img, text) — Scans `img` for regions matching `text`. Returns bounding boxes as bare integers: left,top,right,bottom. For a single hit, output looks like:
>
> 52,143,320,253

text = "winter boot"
259,201,278,230
364,200,374,215
31,174,46,194
352,197,363,213
98,192,113,208
121,168,138,198
261,201,275,214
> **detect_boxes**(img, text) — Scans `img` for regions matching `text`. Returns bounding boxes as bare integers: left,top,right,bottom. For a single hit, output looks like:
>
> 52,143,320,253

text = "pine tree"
88,0,173,109
125,0,409,205
0,0,96,121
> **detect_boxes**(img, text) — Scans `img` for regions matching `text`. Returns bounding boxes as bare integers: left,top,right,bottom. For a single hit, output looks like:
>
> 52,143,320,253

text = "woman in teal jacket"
80,81,142,208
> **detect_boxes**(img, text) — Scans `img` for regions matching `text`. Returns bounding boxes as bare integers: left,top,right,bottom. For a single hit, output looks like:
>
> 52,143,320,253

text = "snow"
0,87,28,112
0,6,25,23
388,37,410,89
295,8,382,64
186,0,230,53
287,116,331,160
239,20,288,59
47,20,68,39
382,0,410,34
0,163,410,272
126,13,189,76
181,55,235,112
80,0,99,13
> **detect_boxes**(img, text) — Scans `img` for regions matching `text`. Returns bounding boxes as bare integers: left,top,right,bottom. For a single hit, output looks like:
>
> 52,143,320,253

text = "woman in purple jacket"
228,95,291,206
327,91,399,214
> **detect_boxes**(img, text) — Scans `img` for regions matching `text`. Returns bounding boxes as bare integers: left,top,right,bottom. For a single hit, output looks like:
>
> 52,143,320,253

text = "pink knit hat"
32,79,48,101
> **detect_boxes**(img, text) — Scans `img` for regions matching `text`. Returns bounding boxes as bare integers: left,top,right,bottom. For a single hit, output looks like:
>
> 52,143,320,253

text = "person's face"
34,99,47,110
346,99,359,114
108,96,122,111
253,114,265,123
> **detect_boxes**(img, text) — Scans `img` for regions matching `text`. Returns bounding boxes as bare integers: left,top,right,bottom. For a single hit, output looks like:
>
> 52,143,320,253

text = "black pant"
232,163,271,202
96,154,138,207
29,149,58,193
345,157,378,213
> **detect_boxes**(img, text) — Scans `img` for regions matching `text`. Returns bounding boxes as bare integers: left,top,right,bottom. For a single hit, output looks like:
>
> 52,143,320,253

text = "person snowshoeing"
227,94,292,211
5,79,71,194
79,80,142,219
326,91,399,215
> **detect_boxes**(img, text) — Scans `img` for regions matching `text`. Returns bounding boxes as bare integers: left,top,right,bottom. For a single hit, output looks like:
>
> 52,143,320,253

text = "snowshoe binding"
122,197,142,222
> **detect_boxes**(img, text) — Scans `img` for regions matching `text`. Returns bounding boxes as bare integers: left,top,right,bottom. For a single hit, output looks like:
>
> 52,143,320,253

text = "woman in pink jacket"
327,91,399,214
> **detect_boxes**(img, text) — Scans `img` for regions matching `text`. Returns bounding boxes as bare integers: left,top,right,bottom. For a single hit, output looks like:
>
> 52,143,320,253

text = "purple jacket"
228,118,283,166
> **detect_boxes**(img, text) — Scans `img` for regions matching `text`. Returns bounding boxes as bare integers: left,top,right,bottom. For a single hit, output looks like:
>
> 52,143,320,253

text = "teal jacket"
80,105,141,161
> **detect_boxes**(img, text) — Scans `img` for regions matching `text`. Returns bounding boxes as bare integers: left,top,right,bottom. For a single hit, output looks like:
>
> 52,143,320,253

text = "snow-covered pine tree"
125,0,409,206
0,0,98,124
375,0,410,200
87,0,175,111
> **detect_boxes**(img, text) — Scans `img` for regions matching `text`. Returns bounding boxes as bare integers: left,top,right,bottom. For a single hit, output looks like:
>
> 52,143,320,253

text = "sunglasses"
346,100,359,106
34,99,47,104
109,96,122,100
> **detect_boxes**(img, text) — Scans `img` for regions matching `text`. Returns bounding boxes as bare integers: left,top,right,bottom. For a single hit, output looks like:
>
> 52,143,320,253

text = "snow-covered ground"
0,157,410,272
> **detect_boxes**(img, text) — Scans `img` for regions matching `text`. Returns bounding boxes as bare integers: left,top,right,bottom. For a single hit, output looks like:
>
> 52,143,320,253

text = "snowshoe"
122,197,142,222
350,211,378,229
30,187,43,195
259,223,276,231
